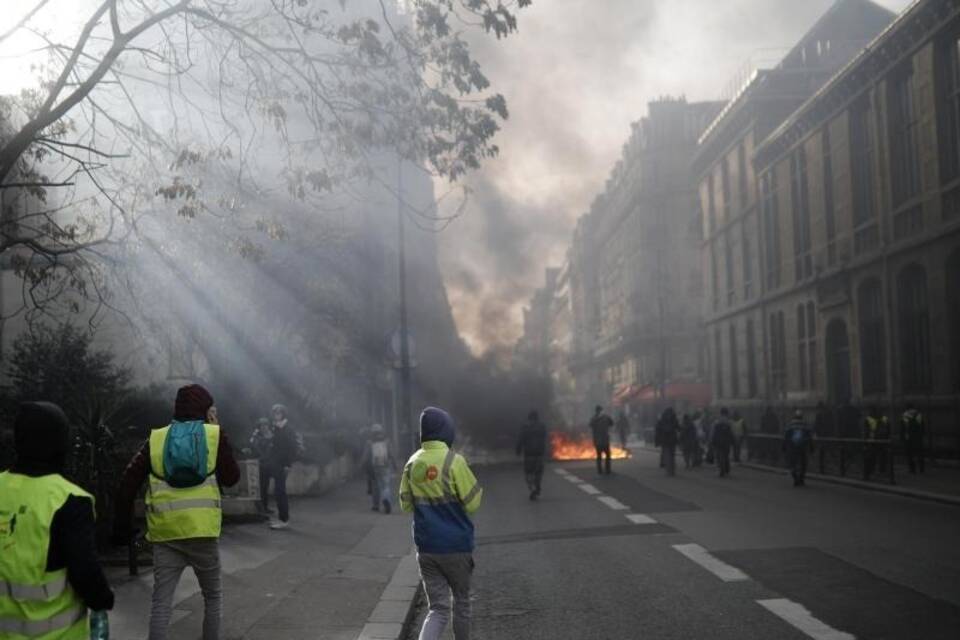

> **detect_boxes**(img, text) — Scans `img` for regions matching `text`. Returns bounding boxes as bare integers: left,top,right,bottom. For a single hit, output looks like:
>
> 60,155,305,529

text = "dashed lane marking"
576,483,602,495
672,543,750,582
596,496,629,511
554,468,570,476
625,514,657,525
757,598,855,640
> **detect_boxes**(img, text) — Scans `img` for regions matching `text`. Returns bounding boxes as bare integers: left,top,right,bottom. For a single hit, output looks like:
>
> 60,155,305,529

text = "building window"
725,230,735,306
897,264,932,392
796,303,816,391
769,311,787,397
714,327,724,398
708,173,717,234
857,279,886,394
738,142,749,211
729,323,740,398
823,127,837,267
850,97,878,254
721,156,732,225
711,242,719,312
742,215,754,300
746,318,758,398
889,64,922,210
937,29,960,219
761,171,781,290
947,250,960,391
790,147,813,281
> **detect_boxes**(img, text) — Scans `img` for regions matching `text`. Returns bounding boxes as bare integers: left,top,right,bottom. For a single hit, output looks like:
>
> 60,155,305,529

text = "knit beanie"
174,384,214,421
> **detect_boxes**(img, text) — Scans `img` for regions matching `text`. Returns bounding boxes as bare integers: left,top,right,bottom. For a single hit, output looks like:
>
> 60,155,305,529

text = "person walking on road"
616,410,631,452
266,404,298,529
901,403,925,474
783,409,815,487
731,410,747,463
516,410,548,500
114,384,239,640
400,407,483,640
862,406,890,481
589,405,615,475
680,413,699,469
362,424,397,513
655,407,680,476
711,408,735,478
1,402,115,639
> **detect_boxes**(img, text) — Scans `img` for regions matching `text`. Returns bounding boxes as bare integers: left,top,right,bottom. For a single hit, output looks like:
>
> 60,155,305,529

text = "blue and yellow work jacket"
399,441,482,553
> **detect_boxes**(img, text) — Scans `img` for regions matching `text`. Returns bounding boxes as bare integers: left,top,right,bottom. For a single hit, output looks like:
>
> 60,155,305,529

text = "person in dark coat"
267,403,298,529
589,405,614,475
655,407,680,476
901,404,925,474
680,413,700,469
248,417,275,514
711,408,736,478
616,411,630,451
516,410,548,500
783,409,815,486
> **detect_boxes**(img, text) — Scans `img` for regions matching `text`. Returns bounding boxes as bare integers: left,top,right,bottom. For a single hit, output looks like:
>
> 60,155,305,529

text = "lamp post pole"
397,157,415,457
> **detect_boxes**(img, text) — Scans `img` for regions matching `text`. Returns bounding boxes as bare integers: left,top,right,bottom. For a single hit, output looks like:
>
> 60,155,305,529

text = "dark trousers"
733,437,744,463
715,445,731,477
906,440,925,474
523,456,544,494
787,448,808,485
661,444,676,476
262,464,290,521
595,442,611,474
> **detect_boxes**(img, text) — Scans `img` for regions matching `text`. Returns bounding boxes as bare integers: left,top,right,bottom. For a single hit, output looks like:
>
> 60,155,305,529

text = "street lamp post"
396,157,415,458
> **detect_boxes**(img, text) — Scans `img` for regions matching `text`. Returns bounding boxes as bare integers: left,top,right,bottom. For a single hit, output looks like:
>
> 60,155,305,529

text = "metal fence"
746,433,897,484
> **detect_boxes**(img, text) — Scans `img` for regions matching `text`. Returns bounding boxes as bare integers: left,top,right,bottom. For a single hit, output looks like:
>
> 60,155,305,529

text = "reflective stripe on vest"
0,574,67,600
146,476,221,513
0,604,86,637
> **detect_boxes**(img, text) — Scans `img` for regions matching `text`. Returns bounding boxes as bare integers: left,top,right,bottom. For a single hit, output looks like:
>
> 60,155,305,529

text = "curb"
740,462,960,507
357,551,421,640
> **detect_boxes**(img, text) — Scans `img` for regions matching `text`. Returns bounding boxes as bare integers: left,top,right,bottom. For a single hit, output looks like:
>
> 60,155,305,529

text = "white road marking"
576,483,602,495
565,476,584,484
625,514,657,525
596,496,629,511
672,544,750,582
757,599,855,640
554,468,570,476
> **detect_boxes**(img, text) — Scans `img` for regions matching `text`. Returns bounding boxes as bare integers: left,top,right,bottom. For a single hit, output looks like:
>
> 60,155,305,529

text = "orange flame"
550,431,631,461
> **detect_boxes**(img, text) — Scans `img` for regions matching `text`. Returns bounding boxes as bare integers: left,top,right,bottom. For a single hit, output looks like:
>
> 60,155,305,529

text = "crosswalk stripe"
596,496,629,510
625,514,657,524
672,544,750,582
757,599,855,640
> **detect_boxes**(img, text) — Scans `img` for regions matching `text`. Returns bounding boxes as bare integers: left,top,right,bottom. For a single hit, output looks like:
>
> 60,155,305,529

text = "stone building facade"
697,0,960,453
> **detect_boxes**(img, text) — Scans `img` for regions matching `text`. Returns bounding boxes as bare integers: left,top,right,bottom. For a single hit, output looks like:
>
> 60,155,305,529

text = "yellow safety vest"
0,472,91,640
146,423,222,542
399,442,483,514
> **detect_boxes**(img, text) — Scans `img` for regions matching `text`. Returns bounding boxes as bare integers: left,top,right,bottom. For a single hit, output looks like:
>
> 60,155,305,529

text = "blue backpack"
162,420,211,488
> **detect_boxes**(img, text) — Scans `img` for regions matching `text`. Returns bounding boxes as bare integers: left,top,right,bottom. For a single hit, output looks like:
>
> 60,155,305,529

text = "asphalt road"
407,448,960,639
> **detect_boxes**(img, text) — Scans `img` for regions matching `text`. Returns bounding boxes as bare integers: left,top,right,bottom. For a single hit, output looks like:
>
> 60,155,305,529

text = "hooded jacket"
400,408,482,553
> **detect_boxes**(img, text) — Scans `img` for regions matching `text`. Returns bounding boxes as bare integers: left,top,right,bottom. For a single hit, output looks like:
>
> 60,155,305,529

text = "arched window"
947,250,960,391
857,279,886,393
897,264,932,392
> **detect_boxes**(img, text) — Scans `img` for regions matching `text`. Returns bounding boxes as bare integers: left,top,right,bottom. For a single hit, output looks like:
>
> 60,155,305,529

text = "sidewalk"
107,476,420,640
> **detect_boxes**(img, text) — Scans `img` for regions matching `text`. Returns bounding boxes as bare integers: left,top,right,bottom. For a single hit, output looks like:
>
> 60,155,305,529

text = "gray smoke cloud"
438,0,911,356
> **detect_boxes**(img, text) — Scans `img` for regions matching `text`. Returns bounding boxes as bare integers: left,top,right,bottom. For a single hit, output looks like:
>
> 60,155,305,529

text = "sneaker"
382,499,391,514
269,520,289,530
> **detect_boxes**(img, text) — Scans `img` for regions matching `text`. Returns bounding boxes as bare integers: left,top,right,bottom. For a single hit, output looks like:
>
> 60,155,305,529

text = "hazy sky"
439,0,912,357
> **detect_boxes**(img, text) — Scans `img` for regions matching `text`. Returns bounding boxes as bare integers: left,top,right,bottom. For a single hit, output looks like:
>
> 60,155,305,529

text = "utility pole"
397,157,415,458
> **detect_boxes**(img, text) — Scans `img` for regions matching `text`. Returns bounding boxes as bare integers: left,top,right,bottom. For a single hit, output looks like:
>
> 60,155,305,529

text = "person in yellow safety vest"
400,407,482,640
731,410,747,463
862,406,890,481
0,402,114,639
113,384,239,640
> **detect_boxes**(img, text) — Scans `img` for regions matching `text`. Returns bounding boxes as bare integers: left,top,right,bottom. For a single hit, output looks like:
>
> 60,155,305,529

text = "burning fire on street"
550,431,631,461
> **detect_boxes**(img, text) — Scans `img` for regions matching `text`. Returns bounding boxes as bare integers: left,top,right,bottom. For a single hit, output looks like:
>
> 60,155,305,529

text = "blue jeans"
372,468,393,509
